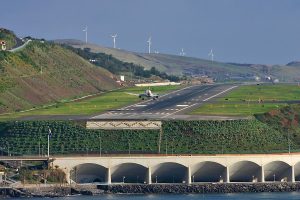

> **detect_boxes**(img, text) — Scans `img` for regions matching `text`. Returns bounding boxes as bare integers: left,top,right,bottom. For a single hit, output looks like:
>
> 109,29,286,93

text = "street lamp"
123,176,126,183
273,174,276,182
192,175,195,183
6,142,10,156
155,176,158,183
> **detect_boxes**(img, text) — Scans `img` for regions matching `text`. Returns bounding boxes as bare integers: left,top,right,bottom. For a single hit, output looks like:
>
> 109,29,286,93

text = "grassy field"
191,84,300,116
0,85,181,121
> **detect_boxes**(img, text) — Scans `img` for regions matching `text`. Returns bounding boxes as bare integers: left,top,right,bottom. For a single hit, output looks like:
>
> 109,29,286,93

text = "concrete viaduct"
53,154,300,184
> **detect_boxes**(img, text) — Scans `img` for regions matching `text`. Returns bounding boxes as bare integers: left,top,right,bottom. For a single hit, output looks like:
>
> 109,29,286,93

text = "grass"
191,84,300,116
0,85,181,120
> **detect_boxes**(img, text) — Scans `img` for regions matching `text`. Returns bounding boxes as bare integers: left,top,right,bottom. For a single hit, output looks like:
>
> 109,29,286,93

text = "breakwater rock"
98,183,300,194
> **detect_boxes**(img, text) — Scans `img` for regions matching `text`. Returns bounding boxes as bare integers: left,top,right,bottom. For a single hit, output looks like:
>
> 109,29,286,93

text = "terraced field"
0,119,291,156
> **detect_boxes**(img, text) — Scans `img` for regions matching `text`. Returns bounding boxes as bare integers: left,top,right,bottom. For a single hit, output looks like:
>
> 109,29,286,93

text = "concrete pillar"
187,166,192,184
147,167,152,184
106,168,111,184
261,165,265,183
226,166,230,183
65,169,71,184
292,165,295,183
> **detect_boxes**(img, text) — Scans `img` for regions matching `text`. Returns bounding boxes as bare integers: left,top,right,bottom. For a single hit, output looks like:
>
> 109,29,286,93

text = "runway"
92,84,241,120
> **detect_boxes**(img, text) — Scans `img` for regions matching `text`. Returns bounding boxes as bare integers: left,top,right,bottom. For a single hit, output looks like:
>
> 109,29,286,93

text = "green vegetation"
64,46,180,82
0,85,181,120
191,84,300,116
0,119,293,155
0,28,18,49
18,167,66,184
0,39,118,114
255,104,300,145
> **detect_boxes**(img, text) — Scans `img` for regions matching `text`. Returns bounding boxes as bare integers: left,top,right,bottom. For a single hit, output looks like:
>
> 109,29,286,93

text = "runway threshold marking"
176,105,189,107
162,85,237,118
202,86,238,102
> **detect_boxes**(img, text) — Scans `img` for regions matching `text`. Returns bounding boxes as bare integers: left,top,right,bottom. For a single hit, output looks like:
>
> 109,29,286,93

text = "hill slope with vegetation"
56,39,300,82
0,29,119,114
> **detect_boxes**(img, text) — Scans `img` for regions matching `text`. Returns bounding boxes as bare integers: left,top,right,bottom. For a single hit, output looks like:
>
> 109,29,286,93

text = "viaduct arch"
54,154,300,184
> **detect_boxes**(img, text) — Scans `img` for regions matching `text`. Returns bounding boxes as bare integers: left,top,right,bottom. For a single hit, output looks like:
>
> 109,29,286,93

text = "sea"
9,193,300,200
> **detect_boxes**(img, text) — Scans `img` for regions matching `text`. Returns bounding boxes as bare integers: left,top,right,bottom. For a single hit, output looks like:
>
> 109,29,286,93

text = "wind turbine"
208,49,214,62
180,48,186,56
147,36,151,54
83,26,88,44
111,34,117,48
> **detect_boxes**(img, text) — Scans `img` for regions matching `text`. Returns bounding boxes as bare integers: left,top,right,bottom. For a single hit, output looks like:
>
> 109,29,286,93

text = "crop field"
191,84,300,116
0,85,181,121
0,119,292,156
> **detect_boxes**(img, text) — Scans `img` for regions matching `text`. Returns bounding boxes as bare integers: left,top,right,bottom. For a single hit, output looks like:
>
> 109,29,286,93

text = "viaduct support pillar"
226,166,230,183
292,165,295,183
147,167,152,184
261,165,265,183
187,166,191,184
106,168,111,184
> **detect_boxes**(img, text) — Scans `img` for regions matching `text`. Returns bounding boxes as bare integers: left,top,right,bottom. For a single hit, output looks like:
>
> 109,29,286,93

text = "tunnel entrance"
70,163,107,183
264,161,292,182
111,163,148,183
192,161,226,182
152,162,188,183
230,161,261,182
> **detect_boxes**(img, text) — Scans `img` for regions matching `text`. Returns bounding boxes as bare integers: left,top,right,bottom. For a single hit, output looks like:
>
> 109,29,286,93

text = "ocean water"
10,193,300,200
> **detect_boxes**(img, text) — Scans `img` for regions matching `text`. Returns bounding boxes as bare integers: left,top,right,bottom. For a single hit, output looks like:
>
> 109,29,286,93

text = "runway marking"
176,105,189,107
135,104,147,107
162,103,198,118
203,86,238,102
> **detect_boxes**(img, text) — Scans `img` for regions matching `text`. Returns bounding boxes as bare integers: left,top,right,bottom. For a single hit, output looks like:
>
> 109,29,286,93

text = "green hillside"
0,119,291,156
0,30,119,114
55,40,300,82
0,28,20,50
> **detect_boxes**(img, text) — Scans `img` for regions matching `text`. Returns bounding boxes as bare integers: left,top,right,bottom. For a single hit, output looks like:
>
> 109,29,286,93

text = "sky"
1,0,300,64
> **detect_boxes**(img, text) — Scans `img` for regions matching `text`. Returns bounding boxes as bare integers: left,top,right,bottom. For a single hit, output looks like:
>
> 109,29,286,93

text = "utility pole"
288,130,291,154
48,128,52,158
47,133,50,157
99,135,102,157
38,140,41,157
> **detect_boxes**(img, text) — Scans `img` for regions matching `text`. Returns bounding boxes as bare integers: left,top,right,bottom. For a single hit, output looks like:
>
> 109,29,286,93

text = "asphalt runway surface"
92,84,244,120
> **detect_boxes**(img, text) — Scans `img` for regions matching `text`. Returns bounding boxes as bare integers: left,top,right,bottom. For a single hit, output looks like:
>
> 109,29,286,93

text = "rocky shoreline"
2,183,300,197
99,183,300,194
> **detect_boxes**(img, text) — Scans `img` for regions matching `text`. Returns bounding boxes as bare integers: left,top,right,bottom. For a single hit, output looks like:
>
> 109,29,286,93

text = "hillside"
255,104,300,147
0,30,119,114
55,39,300,82
0,28,23,50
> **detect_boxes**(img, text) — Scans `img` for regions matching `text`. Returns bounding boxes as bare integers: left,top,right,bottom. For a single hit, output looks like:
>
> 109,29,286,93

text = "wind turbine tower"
208,49,214,62
83,26,88,44
180,48,186,56
111,34,117,48
147,36,152,54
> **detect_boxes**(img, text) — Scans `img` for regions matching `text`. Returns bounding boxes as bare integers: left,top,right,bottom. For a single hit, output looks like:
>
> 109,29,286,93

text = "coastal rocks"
97,183,300,194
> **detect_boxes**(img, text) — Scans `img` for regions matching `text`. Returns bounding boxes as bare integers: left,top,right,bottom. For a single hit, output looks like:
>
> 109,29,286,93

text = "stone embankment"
3,183,300,197
98,183,300,194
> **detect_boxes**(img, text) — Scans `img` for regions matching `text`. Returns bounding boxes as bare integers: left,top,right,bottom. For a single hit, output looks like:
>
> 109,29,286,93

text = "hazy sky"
1,0,300,64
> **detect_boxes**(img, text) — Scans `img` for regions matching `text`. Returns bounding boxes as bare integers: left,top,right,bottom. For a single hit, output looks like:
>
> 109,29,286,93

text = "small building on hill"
0,40,6,51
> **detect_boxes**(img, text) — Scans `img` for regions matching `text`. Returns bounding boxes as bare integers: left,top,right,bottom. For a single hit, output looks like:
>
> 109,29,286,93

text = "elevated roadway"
53,153,300,184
